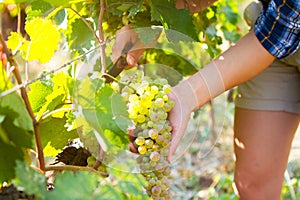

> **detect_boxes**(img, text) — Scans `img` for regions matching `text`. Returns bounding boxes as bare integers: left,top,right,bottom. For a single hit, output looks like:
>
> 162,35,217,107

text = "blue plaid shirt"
254,0,300,59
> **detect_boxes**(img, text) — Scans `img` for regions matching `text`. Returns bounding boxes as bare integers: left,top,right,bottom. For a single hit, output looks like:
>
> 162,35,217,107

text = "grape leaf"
7,18,61,63
46,171,99,200
14,161,47,198
25,17,62,63
28,81,53,113
0,67,33,131
94,185,123,200
128,0,144,18
110,162,148,199
34,72,74,121
150,0,198,42
75,76,130,154
29,0,52,17
75,117,100,158
7,32,24,53
39,117,78,156
0,105,33,182
0,68,33,182
42,0,87,7
136,26,162,45
69,18,94,53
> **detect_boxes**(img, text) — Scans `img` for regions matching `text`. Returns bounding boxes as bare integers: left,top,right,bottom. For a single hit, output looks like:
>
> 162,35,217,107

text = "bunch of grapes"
121,71,174,200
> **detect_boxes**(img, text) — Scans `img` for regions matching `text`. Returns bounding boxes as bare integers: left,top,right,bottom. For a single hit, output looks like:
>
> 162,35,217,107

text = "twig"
102,72,136,91
98,0,107,73
68,7,101,44
107,2,137,7
40,107,74,122
0,40,110,98
45,165,108,177
0,33,46,172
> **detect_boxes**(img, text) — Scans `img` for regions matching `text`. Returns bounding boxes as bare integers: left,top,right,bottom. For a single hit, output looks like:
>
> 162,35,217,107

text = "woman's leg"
233,108,300,200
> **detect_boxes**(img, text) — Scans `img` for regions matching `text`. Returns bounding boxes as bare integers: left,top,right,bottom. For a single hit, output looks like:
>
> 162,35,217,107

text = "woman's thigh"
233,108,300,199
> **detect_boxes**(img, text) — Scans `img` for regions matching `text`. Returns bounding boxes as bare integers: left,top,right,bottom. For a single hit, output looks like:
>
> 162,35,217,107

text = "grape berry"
121,71,174,199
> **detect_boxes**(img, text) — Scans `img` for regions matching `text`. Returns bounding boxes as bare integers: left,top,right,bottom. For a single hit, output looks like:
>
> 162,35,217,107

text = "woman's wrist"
173,74,211,112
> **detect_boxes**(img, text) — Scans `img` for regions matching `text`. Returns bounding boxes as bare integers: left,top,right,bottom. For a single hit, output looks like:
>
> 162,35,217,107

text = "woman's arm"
167,30,275,161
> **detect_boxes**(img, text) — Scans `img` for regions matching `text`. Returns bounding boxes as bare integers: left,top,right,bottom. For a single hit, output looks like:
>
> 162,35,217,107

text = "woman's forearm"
177,30,275,111
175,0,218,13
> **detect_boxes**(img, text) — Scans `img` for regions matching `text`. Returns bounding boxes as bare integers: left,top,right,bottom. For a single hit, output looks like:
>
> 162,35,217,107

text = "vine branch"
98,0,107,73
45,165,108,177
0,40,110,98
0,33,45,172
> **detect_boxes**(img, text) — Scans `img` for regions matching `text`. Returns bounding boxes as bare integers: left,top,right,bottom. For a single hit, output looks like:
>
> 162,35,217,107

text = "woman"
114,0,300,199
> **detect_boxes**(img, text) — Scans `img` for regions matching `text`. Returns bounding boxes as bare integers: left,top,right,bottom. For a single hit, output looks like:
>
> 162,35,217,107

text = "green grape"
147,120,154,128
157,110,167,120
145,139,154,148
150,112,159,122
149,160,157,167
87,156,96,167
129,93,139,102
151,186,161,196
135,137,145,146
152,144,160,151
150,85,159,94
149,129,158,140
148,179,156,187
163,85,172,93
155,135,164,144
142,156,150,163
162,131,172,140
140,99,152,108
160,148,169,157
140,122,148,130
136,114,146,123
138,145,147,154
154,98,165,108
139,106,149,115
150,151,160,162
123,71,174,199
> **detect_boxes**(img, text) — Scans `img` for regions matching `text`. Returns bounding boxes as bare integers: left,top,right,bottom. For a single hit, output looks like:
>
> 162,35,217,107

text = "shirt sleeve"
254,0,300,59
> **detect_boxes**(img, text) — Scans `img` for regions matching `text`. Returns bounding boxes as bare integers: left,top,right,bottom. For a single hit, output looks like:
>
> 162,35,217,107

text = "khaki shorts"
235,48,300,115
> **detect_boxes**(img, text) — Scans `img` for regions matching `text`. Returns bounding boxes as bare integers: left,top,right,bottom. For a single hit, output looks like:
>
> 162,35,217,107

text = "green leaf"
150,0,198,41
110,162,148,199
34,72,74,121
28,81,53,113
14,161,47,198
46,171,99,200
0,68,33,182
43,0,87,7
0,113,33,182
25,17,62,63
136,26,161,45
39,117,78,155
69,18,94,53
7,32,24,53
30,0,52,17
15,162,105,200
75,117,100,158
128,0,144,18
0,68,33,131
94,185,123,200
75,76,130,154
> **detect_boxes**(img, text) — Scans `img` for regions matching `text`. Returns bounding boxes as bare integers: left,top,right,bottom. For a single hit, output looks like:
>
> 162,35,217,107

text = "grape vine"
0,0,245,199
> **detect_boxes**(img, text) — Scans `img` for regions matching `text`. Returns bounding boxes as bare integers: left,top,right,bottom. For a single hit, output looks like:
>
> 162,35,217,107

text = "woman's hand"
167,80,199,162
112,25,145,69
112,25,161,70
